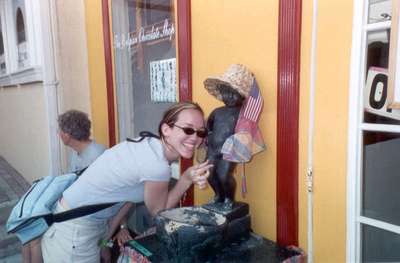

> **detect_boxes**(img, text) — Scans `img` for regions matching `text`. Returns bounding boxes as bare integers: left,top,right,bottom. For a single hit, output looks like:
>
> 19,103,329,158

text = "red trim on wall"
177,0,194,206
102,0,116,146
277,0,302,246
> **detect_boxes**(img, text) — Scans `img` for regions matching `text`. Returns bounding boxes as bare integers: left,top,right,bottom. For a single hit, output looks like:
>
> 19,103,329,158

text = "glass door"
352,0,400,261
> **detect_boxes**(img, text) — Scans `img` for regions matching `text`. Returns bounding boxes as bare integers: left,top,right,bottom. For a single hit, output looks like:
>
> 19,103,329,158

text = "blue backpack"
6,172,115,245
7,132,158,245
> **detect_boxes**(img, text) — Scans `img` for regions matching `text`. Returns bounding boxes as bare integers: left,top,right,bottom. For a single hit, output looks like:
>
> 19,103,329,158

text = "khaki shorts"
41,202,107,263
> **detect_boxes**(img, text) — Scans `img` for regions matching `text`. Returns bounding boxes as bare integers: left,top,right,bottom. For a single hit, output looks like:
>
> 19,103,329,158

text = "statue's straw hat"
204,64,254,101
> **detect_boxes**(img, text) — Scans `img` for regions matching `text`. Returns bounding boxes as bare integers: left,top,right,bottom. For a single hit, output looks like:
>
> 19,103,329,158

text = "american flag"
242,80,263,122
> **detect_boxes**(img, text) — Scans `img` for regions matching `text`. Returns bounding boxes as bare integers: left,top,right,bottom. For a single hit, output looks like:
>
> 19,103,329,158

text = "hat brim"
204,78,233,101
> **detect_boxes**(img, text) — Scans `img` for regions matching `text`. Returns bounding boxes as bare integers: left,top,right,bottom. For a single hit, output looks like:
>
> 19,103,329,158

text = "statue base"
202,201,251,242
123,231,303,263
126,201,303,262
202,201,249,221
154,206,227,260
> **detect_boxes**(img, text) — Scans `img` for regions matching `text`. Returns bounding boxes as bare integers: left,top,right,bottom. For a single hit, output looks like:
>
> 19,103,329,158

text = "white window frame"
348,0,400,262
0,0,42,86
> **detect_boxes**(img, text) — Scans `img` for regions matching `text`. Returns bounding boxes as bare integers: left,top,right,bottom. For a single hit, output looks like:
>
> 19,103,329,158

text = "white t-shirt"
63,137,171,216
68,140,106,173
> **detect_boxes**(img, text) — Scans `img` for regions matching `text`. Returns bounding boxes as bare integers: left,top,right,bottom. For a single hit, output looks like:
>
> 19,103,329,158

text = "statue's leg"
207,156,223,203
216,160,237,208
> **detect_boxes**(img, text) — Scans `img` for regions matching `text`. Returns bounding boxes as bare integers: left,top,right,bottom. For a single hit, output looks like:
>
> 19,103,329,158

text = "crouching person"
22,109,106,263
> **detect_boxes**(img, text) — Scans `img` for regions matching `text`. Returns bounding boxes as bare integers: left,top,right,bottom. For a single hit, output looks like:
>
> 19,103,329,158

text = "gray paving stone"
0,157,29,189
0,171,10,177
0,157,27,261
0,157,29,202
0,202,16,225
0,193,8,203
0,223,21,260
0,255,21,263
0,178,18,202
0,253,21,263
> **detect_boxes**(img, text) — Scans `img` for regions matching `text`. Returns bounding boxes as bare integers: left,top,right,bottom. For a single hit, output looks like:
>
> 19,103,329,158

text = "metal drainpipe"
41,0,61,175
307,0,318,262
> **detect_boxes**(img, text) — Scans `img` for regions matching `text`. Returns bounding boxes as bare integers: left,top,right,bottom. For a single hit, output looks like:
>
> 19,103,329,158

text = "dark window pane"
16,8,25,44
0,31,4,55
362,224,400,262
0,19,5,74
362,131,400,225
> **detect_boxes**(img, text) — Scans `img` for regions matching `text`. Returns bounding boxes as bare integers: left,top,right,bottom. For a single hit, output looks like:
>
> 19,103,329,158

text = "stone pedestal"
127,202,303,262
125,232,303,263
154,206,227,261
202,201,251,242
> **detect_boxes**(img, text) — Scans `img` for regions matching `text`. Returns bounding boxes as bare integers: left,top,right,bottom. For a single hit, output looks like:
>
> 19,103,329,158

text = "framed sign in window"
388,0,400,108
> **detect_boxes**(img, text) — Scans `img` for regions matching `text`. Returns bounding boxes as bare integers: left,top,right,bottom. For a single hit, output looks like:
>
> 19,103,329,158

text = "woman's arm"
144,161,212,216
143,181,169,216
104,202,133,240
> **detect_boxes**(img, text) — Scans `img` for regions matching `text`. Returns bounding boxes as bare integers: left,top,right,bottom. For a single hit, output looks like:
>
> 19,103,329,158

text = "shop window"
112,0,176,139
349,0,400,262
0,0,42,86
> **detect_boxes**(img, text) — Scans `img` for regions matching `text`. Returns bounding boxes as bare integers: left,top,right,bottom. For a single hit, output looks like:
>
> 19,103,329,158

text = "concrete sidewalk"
0,156,30,262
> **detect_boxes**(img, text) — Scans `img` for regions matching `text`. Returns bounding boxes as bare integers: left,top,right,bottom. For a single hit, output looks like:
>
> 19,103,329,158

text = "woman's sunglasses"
173,124,208,138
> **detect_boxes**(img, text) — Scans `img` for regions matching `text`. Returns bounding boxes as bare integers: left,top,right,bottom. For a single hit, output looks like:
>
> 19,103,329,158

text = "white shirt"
63,137,171,215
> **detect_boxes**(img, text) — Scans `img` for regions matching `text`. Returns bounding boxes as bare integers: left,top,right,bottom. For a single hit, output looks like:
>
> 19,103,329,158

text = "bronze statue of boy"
204,64,257,210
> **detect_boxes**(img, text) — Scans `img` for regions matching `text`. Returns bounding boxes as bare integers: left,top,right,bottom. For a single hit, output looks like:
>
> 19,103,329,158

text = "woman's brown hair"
158,101,204,139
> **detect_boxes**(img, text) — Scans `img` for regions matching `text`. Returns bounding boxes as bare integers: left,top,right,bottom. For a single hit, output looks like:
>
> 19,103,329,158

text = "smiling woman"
40,101,213,263
161,104,206,161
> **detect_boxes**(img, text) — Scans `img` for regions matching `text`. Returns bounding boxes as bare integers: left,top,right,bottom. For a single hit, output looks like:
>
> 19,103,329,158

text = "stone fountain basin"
155,206,227,259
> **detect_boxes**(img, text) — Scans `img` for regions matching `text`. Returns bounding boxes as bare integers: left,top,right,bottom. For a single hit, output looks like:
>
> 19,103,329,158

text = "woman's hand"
184,160,213,189
113,228,133,247
146,161,213,211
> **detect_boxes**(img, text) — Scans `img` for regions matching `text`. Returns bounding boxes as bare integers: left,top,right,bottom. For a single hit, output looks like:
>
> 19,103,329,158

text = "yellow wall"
88,0,353,260
299,1,352,262
192,0,352,261
191,0,278,241
84,0,110,147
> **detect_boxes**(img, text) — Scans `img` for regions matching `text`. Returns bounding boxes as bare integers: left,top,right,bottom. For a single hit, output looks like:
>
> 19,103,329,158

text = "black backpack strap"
43,202,117,226
127,131,160,143
74,166,88,176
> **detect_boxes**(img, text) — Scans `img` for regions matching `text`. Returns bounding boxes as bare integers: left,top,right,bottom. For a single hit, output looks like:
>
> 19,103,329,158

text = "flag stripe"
244,95,262,121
